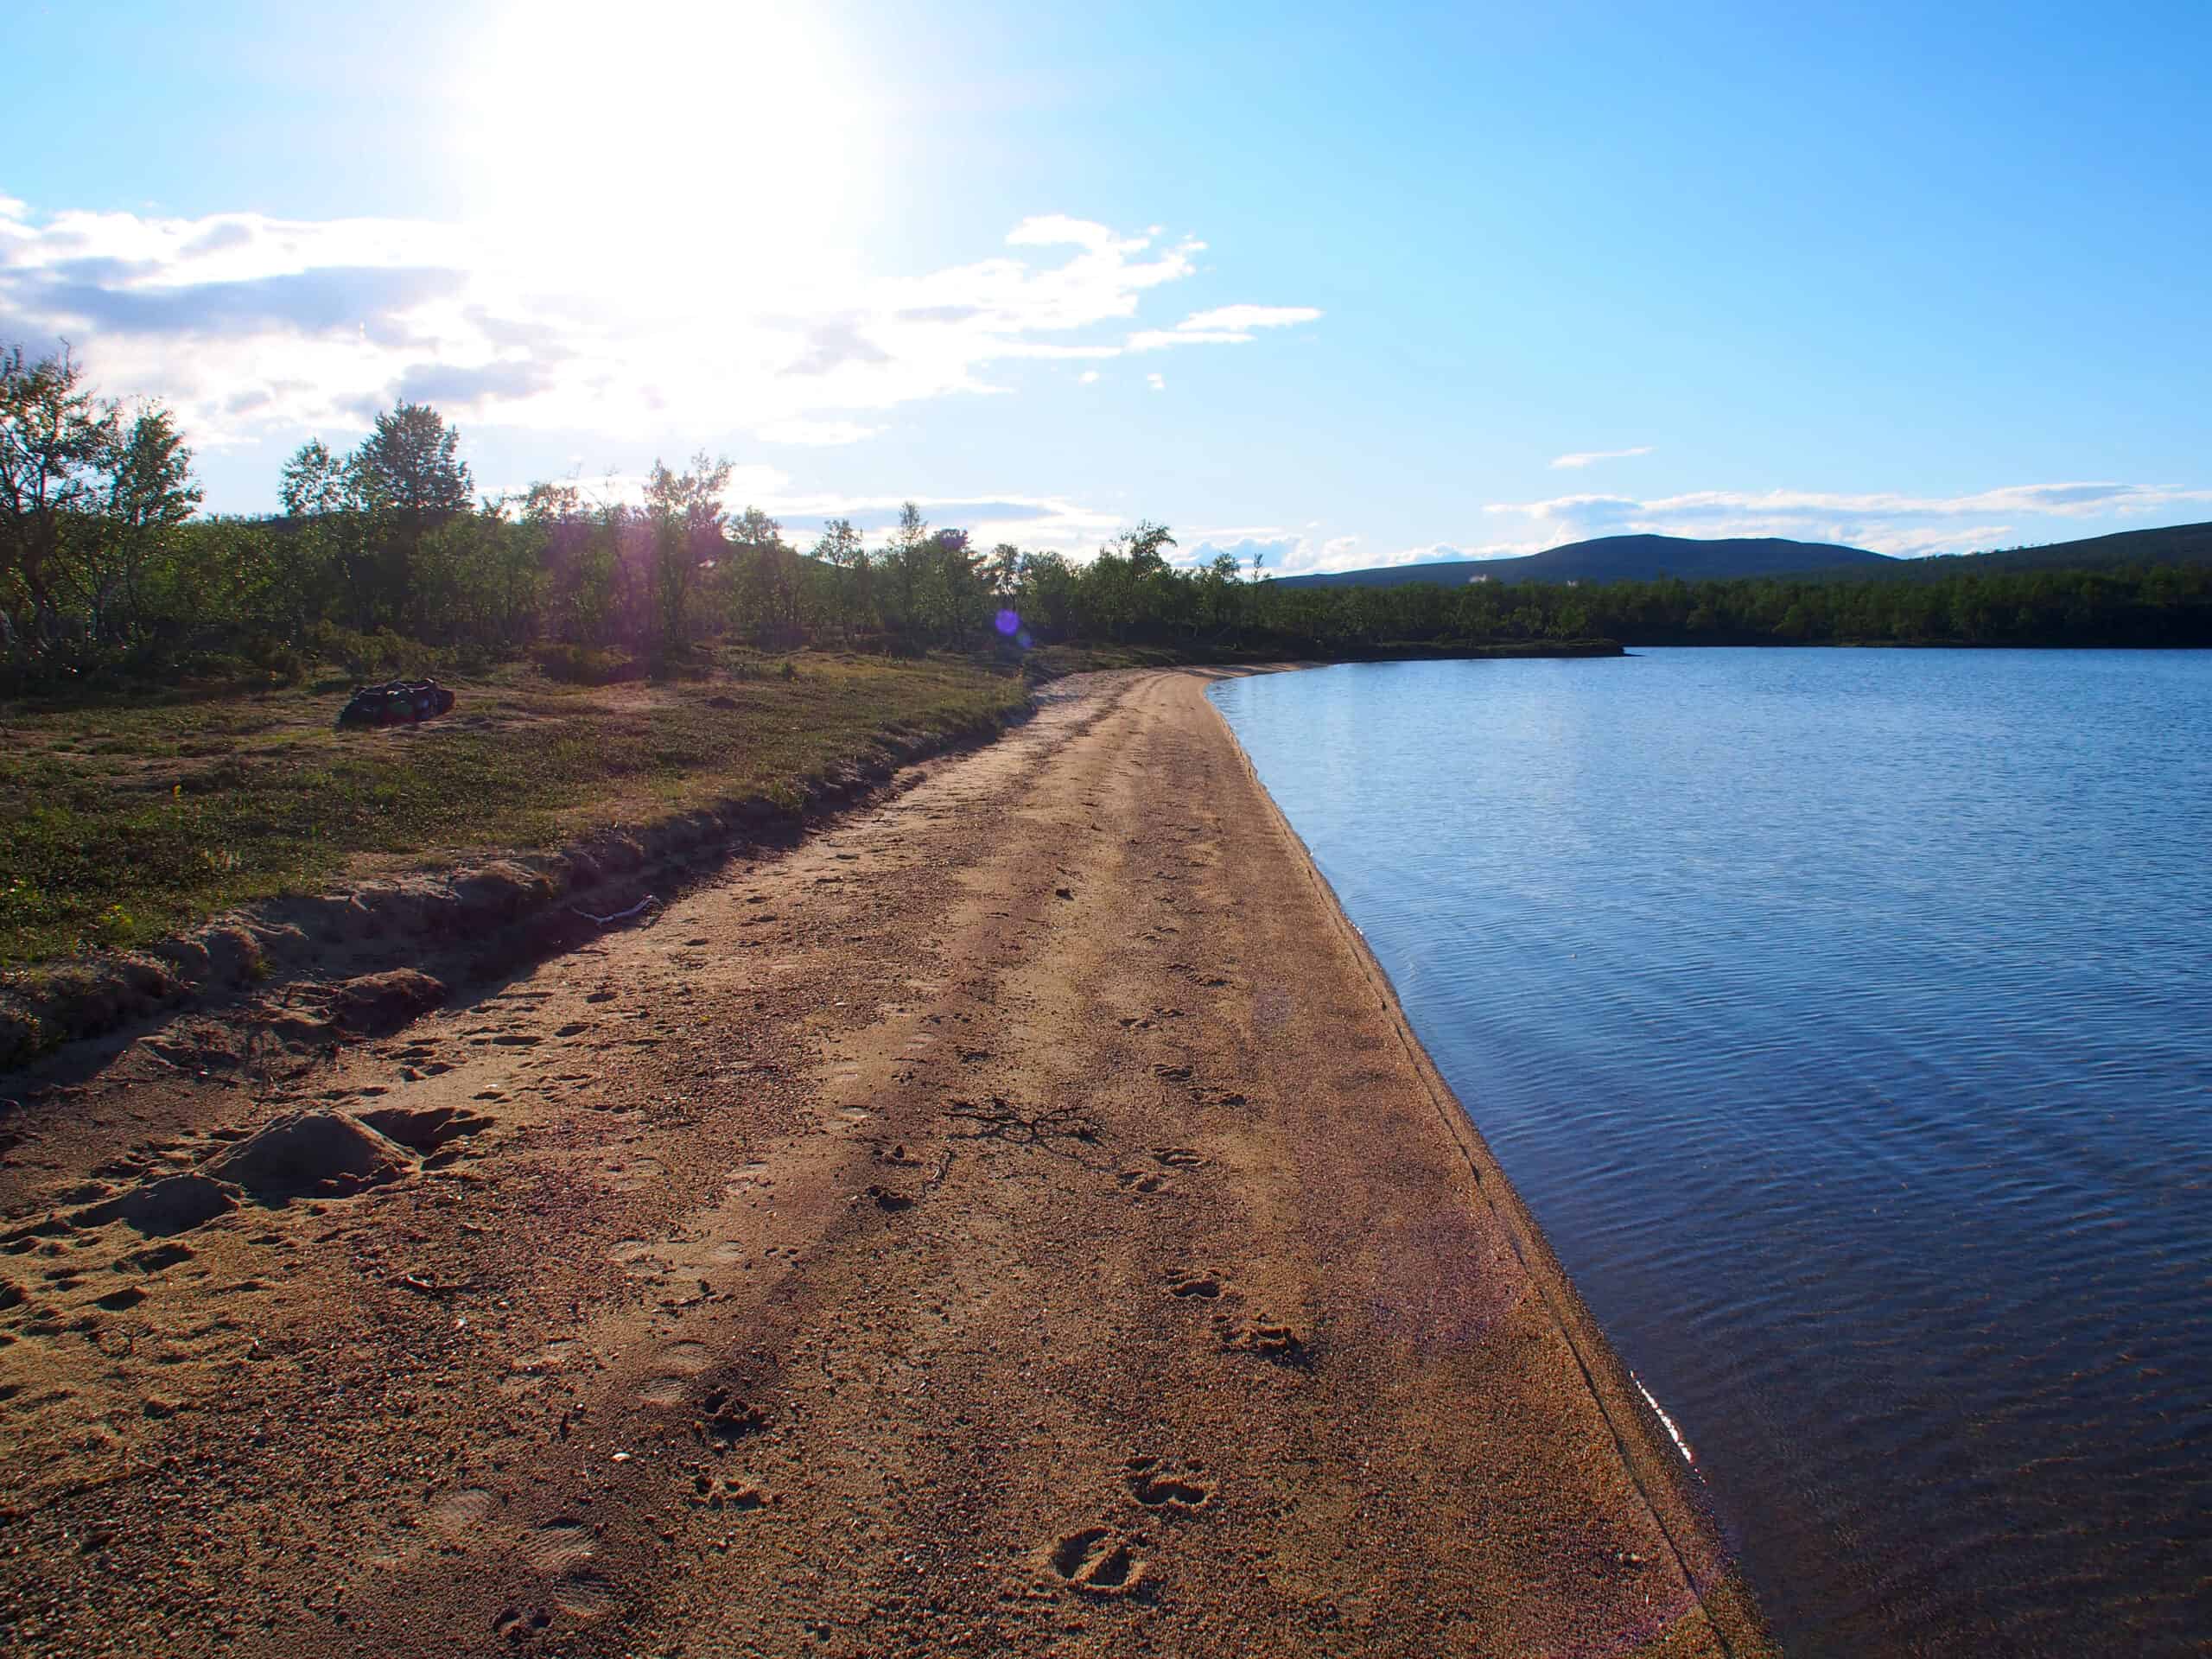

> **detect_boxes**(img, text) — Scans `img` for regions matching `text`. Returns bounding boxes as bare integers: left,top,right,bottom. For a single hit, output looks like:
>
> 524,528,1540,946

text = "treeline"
1251,563,2212,651
5,341,2209,694
0,344,1049,687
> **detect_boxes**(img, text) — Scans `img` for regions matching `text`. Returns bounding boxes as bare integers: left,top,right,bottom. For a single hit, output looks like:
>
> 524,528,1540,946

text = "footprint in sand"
553,1577,618,1620
523,1520,595,1574
1117,1168,1170,1195
1214,1313,1310,1365
1165,1270,1225,1300
1168,963,1230,988
493,1606,552,1641
695,1388,769,1449
1118,1007,1186,1033
1151,1146,1206,1169
607,1241,671,1281
430,1487,499,1543
1125,1456,1211,1510
606,1156,666,1194
125,1241,194,1272
688,1471,767,1511
1046,1527,1146,1594
663,1339,713,1372
642,1339,714,1401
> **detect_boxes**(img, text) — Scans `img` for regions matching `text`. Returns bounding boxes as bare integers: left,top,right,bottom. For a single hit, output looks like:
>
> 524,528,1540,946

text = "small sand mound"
207,1111,413,1201
73,1173,238,1236
329,970,447,1036
450,861,554,924
355,1104,494,1153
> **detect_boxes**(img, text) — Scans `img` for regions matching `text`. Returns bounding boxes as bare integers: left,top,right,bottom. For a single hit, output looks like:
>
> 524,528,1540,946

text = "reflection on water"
1211,649,2212,1658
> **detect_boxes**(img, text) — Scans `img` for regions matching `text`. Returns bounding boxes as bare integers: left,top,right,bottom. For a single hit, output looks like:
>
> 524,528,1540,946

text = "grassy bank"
0,650,1027,966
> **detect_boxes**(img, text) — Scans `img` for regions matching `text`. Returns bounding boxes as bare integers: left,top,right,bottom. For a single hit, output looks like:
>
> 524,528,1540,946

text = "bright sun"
459,0,874,305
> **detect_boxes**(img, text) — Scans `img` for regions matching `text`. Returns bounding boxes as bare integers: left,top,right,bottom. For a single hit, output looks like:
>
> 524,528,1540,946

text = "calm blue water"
1210,650,2212,1658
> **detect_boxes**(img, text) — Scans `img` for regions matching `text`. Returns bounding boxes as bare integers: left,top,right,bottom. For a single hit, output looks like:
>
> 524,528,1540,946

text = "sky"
5,0,2209,574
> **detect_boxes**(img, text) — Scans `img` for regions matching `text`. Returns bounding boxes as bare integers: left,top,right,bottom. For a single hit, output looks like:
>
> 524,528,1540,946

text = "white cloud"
743,489,1132,563
1003,215,1128,253
1180,304,1320,333
481,477,1135,564
1179,531,1303,572
1549,444,1654,469
1178,527,1571,577
1147,372,1166,391
1128,302,1322,352
0,197,1312,452
754,418,880,446
1077,370,1100,385
1180,529,1378,576
1170,476,2212,583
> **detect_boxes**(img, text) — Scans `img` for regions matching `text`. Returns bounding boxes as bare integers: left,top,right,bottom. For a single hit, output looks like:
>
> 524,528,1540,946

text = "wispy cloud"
1483,481,2212,556
493,474,1135,563
1128,302,1321,352
1549,444,1653,469
1197,474,2212,581
1178,529,1474,577
0,198,1313,450
766,491,1128,558
755,417,880,446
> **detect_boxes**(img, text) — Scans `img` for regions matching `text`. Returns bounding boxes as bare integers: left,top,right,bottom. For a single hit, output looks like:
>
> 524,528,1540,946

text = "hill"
1274,522,2212,590
1273,533,1892,589
1848,519,2212,581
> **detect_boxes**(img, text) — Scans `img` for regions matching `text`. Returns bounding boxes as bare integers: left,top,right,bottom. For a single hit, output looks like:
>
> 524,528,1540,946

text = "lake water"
1209,650,2212,1657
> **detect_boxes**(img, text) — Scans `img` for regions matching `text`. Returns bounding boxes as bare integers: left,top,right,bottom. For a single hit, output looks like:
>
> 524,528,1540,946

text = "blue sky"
6,0,2209,570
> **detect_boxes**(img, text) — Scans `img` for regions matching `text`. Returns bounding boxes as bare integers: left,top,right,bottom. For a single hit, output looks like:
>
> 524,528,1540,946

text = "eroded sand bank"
0,668,1770,1656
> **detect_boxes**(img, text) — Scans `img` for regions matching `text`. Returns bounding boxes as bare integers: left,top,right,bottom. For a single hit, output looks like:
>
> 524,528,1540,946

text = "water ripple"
1213,650,2212,1658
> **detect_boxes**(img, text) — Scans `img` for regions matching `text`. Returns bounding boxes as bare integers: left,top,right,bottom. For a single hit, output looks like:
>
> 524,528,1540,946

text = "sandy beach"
0,667,1769,1656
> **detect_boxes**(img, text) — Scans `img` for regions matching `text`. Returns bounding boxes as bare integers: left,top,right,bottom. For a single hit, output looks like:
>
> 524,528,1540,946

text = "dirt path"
0,668,1769,1657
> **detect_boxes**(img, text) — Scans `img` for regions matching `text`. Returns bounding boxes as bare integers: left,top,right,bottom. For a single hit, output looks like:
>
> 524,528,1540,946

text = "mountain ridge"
1269,522,2212,588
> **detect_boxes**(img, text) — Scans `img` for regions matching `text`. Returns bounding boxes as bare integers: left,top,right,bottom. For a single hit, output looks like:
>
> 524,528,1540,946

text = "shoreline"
0,667,1770,1656
1204,668,1770,1648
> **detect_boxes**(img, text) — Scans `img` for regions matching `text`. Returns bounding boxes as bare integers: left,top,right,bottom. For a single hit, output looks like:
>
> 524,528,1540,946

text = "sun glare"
461,0,873,308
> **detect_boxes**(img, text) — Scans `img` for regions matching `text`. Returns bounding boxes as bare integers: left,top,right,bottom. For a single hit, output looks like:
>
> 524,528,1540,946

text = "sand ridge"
0,667,1770,1656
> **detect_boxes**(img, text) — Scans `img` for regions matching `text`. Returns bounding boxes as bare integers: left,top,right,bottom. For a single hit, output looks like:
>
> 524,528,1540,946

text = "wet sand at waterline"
0,669,1768,1656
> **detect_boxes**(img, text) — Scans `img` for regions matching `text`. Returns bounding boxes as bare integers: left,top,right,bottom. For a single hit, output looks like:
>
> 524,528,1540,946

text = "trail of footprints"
480,944,1272,1624
1041,1455,1215,1597
1163,1262,1311,1366
477,1331,782,1638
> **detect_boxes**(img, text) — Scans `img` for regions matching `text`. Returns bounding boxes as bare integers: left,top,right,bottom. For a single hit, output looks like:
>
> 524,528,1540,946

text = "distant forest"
4,342,2209,693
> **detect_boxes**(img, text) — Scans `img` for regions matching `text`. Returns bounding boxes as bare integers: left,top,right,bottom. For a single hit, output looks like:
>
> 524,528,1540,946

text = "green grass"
1019,641,1197,679
0,649,1028,966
